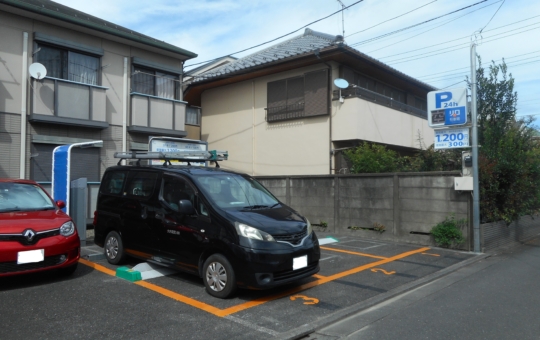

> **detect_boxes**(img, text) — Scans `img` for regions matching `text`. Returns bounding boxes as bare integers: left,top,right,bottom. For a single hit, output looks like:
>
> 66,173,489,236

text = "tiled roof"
0,0,197,58
193,28,341,82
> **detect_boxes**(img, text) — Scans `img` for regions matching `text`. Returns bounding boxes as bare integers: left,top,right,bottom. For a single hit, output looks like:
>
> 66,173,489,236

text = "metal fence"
333,87,427,119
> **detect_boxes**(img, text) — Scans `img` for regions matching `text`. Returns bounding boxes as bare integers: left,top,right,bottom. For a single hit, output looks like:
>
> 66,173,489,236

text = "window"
132,66,179,100
266,69,328,122
342,66,407,104
126,172,158,198
415,98,427,111
35,44,99,85
100,171,127,195
186,106,201,125
161,175,195,212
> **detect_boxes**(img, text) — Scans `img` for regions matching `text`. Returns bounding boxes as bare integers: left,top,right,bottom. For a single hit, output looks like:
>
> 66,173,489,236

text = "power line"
366,0,503,54
479,0,506,33
423,56,540,82
387,25,540,65
440,80,467,89
185,0,366,68
377,18,540,61
416,49,540,79
348,0,488,48
346,0,438,38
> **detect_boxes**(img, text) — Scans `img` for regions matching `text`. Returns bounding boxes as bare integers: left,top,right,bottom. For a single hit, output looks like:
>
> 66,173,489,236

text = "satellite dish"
29,63,47,80
334,78,349,89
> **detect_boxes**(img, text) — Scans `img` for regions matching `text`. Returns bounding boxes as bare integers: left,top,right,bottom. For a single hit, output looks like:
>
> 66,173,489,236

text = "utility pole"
470,42,481,253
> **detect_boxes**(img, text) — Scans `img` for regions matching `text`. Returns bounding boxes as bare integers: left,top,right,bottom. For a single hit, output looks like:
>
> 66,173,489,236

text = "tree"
470,57,540,223
343,142,399,173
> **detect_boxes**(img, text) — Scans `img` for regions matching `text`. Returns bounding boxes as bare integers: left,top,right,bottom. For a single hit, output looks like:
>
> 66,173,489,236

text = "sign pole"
470,42,481,253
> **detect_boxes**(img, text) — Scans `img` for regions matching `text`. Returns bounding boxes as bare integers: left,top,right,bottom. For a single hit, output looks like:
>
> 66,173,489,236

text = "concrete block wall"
481,215,540,252
257,172,470,248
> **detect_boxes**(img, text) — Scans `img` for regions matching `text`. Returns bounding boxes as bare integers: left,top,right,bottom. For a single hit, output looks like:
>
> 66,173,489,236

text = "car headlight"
60,221,75,236
235,222,275,242
306,219,312,235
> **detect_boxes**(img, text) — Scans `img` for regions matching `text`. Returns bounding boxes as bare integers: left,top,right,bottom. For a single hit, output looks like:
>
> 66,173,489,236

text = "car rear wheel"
104,231,126,265
202,254,237,299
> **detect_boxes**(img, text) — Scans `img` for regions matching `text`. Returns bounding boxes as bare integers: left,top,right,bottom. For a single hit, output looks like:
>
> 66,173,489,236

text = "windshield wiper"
269,203,280,208
0,208,22,213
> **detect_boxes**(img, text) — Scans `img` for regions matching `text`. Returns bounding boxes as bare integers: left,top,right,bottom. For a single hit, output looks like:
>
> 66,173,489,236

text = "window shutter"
267,79,287,114
31,144,99,182
31,144,55,182
71,148,100,182
286,76,304,114
304,69,328,117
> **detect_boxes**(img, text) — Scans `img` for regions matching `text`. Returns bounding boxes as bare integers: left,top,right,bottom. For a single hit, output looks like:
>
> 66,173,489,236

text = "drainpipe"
122,57,128,155
314,50,333,174
20,32,28,179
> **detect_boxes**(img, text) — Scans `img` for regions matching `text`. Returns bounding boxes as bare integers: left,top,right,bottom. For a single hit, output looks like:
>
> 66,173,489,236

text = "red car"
0,179,80,277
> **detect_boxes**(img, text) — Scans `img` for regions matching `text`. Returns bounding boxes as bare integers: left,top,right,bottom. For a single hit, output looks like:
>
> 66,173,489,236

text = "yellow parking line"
79,247,430,318
320,246,388,260
135,280,224,316
79,258,116,276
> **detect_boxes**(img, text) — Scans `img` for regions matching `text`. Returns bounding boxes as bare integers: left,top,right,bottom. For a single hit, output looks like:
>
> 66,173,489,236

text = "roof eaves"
0,0,197,59
193,29,340,83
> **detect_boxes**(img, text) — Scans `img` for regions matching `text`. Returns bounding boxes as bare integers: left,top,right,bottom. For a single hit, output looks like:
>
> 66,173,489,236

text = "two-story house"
184,28,436,176
0,0,199,183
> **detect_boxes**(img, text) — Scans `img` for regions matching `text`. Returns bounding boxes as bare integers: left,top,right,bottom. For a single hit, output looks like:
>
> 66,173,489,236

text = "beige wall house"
0,0,199,182
184,29,436,176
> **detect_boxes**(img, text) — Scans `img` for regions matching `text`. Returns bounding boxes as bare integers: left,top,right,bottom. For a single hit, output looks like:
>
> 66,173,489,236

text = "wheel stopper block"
116,266,142,282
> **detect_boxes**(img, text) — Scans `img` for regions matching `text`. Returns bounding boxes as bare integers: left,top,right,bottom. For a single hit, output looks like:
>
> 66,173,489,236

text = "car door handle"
155,213,164,220
162,218,177,226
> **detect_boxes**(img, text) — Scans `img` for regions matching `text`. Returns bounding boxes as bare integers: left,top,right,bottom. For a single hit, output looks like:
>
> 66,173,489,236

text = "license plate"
293,255,307,270
17,249,44,264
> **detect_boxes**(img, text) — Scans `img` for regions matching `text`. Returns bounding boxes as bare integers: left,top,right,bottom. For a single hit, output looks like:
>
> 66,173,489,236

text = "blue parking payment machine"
427,88,468,128
52,141,102,215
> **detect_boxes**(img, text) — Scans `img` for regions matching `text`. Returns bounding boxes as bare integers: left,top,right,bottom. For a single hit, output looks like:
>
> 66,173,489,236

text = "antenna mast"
336,0,345,39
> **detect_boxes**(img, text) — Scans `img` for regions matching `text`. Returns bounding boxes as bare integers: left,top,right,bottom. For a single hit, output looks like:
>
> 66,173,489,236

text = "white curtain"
68,51,99,85
156,72,176,99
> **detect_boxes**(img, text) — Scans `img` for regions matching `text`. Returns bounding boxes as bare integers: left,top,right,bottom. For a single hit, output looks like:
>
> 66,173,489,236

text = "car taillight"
93,211,98,226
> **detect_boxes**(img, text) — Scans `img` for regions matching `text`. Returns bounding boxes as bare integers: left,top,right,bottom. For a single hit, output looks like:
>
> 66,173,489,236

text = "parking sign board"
427,88,468,128
434,127,470,149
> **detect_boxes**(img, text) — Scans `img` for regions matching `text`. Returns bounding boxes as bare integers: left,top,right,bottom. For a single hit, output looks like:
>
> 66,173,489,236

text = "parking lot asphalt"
0,233,485,340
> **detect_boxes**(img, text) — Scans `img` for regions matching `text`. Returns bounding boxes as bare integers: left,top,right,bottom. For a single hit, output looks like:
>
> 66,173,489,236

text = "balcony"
30,77,109,129
129,93,187,137
333,87,427,119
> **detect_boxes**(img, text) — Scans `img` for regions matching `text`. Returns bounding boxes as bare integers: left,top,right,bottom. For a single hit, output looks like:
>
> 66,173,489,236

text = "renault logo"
23,229,36,241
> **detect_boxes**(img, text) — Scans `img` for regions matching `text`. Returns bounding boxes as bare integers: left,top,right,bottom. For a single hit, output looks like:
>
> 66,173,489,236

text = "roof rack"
114,150,228,167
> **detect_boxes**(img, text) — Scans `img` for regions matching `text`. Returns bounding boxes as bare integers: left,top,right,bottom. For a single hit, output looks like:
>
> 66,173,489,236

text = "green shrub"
431,216,465,248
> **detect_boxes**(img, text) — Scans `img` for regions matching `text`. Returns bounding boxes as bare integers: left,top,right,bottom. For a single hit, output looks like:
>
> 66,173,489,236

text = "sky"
54,0,539,118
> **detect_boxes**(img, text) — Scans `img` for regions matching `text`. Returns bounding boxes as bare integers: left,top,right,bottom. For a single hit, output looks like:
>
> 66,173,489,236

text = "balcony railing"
129,93,187,137
266,103,306,122
333,87,427,119
30,77,109,129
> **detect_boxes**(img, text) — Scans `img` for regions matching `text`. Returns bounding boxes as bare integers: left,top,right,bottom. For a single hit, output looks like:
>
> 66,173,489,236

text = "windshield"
194,174,279,210
0,182,55,213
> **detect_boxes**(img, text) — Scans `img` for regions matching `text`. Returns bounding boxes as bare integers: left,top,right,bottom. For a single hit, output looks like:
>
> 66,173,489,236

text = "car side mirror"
178,199,195,215
56,200,66,209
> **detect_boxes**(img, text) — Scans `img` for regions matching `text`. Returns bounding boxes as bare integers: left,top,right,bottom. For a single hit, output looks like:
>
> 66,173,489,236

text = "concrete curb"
278,252,490,340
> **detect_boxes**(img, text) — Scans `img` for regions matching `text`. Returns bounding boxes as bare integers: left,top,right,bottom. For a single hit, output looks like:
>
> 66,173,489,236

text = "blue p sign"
435,92,452,108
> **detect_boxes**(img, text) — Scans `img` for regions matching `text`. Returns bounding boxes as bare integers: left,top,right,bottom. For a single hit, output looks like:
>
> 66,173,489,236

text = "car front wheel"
202,254,237,299
104,231,126,265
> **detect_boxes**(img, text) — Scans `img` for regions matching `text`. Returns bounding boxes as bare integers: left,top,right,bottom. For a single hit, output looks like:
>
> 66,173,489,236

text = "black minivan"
93,154,320,298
